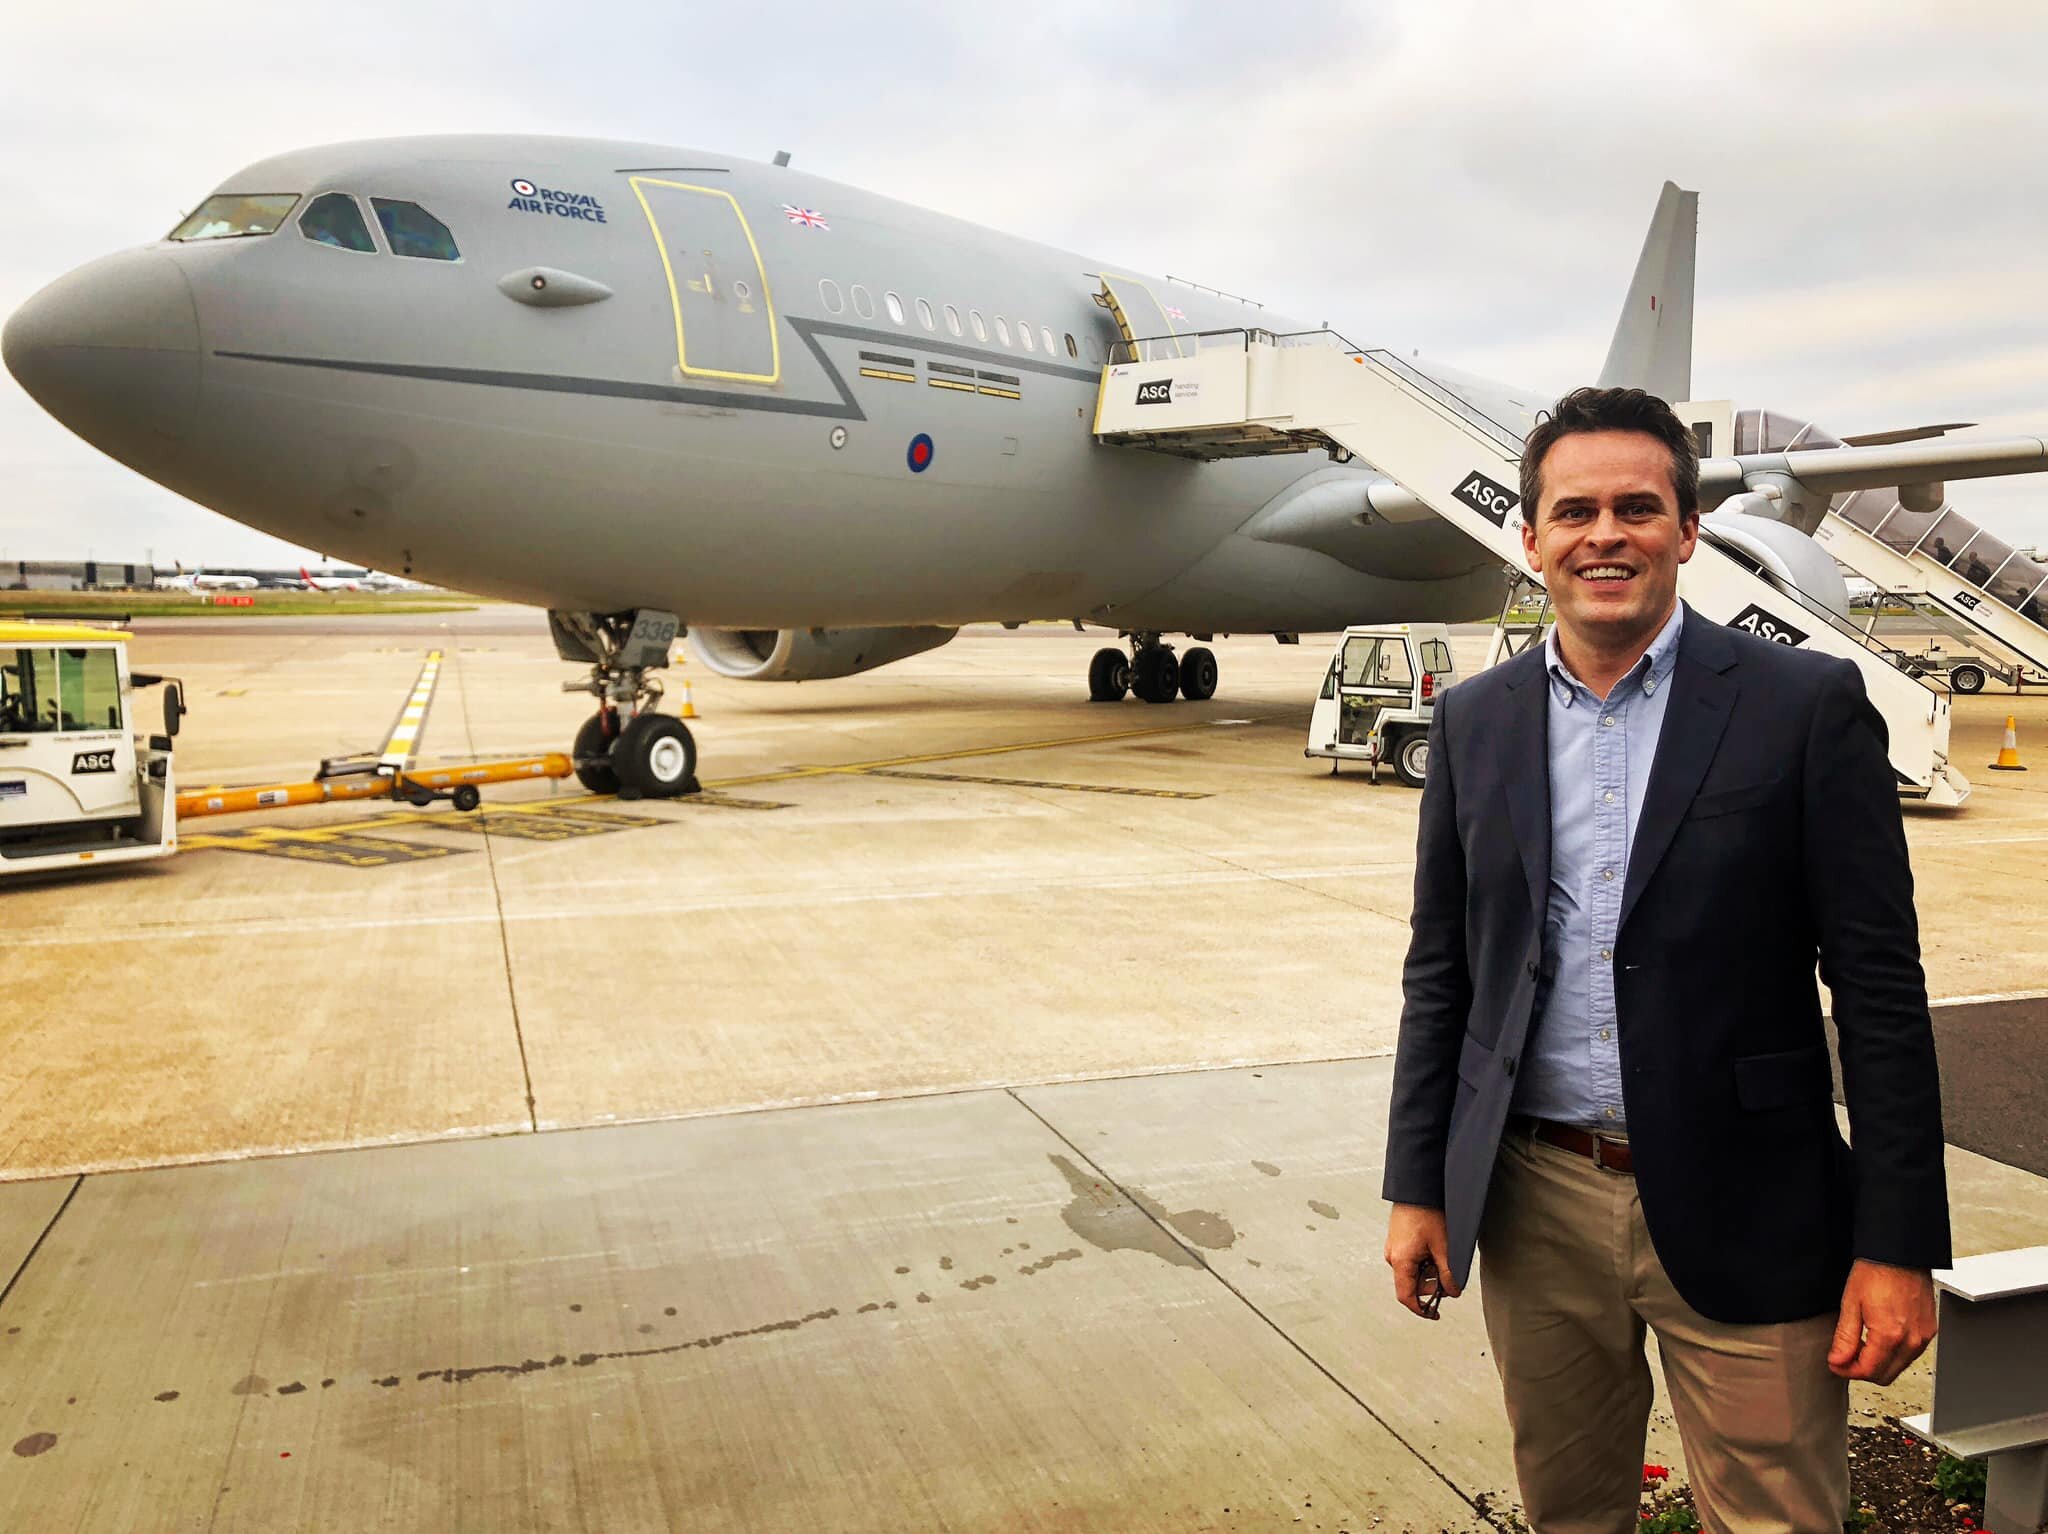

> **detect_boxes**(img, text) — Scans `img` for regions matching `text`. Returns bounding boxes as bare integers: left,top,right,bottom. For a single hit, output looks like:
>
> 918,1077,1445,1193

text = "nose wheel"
553,608,701,799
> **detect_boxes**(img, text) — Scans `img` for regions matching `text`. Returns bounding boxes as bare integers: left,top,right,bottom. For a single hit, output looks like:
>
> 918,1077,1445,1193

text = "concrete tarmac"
2,610,2046,1528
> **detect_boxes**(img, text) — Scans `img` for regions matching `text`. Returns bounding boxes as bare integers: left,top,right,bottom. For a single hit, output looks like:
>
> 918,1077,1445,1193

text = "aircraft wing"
1701,434,2048,501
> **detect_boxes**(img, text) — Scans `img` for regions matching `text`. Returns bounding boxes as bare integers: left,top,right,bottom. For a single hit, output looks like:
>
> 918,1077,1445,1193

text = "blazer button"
1526,960,1539,979
1503,1055,1517,1077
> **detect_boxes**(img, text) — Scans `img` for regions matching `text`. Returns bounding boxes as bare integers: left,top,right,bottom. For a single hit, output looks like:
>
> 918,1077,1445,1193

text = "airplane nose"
3,248,201,473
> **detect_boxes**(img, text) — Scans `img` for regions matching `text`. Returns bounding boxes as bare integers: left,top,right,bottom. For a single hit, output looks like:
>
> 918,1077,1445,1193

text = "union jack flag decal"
782,204,830,230
1163,304,1186,321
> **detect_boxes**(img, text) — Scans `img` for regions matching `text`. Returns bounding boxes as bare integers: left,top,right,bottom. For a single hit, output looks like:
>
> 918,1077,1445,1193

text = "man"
1381,387,1950,1532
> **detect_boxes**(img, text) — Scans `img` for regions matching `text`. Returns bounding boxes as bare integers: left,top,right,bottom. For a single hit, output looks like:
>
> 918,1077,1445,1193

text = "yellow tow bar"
176,754,573,820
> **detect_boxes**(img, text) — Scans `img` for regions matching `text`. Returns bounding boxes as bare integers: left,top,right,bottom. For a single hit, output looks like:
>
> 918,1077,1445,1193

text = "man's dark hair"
1519,386,1700,523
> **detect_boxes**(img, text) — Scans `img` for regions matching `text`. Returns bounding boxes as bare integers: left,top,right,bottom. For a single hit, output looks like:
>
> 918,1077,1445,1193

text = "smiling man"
1381,387,1951,1532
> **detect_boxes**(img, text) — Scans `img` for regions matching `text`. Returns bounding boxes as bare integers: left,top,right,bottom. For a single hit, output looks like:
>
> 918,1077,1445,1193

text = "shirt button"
1644,680,1657,695
1602,716,1616,727
1603,790,1615,804
1603,1107,1617,1120
1601,868,1615,882
1600,948,1612,961
1599,1028,1611,1040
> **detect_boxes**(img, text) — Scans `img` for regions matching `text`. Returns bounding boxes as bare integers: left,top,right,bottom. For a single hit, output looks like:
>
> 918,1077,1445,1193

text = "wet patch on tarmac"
1050,1154,1201,1268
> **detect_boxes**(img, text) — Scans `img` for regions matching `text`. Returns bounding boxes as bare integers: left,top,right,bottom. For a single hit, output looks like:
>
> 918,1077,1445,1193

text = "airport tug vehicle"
1304,623,1455,787
0,621,185,876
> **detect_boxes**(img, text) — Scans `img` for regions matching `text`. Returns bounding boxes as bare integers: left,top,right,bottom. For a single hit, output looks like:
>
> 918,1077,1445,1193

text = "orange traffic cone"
677,673,699,720
1990,715,2026,770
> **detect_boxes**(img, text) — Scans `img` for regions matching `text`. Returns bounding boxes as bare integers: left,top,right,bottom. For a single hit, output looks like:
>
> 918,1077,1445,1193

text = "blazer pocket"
1687,776,1783,820
1733,1044,1835,1112
1456,1032,1495,1090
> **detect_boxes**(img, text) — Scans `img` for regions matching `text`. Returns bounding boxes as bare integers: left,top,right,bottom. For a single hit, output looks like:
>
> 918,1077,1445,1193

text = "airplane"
9,135,2048,798
299,565,362,592
152,562,258,592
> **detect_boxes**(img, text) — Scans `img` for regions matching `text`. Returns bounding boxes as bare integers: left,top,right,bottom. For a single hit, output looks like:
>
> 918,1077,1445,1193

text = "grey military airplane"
7,136,2046,796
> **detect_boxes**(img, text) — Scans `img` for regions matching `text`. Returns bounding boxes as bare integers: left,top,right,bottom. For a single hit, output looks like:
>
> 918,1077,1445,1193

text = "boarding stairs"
1815,508,2048,683
1091,325,1968,804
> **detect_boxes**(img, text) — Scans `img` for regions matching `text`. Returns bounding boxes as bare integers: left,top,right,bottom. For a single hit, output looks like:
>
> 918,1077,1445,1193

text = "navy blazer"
1382,605,1952,1324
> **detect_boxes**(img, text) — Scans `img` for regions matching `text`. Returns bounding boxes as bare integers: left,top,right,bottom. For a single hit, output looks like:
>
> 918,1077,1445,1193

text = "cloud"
3,0,2045,568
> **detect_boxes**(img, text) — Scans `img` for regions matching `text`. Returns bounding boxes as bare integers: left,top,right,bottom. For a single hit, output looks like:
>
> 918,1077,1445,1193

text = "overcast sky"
3,0,2045,569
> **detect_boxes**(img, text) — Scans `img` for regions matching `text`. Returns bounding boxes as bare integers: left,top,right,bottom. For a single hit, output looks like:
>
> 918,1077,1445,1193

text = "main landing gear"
1087,634,1218,705
548,609,701,798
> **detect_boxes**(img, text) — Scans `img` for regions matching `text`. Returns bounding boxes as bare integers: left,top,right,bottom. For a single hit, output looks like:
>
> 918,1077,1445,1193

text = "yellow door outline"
1100,273,1188,362
630,177,782,386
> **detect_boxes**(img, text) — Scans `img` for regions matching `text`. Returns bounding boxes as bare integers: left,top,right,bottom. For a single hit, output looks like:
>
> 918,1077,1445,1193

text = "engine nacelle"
1701,506,1852,619
687,625,958,681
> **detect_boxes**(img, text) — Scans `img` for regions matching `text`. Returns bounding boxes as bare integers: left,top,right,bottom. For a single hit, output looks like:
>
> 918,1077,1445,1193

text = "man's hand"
1828,1259,1937,1384
1385,1203,1460,1319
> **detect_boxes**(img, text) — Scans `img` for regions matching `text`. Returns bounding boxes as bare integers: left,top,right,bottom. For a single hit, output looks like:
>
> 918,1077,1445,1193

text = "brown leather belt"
1511,1114,1634,1174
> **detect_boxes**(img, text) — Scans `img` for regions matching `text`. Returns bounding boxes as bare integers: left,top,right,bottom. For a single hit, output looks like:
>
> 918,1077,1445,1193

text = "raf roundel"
510,178,537,198
906,433,935,474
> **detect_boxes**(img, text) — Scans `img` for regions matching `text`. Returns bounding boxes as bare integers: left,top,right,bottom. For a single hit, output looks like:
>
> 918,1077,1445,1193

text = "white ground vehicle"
1305,623,1456,787
0,622,185,875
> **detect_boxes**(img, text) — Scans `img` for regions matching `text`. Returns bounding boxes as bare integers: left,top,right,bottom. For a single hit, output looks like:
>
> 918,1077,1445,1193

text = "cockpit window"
168,194,300,242
299,193,377,253
371,199,460,261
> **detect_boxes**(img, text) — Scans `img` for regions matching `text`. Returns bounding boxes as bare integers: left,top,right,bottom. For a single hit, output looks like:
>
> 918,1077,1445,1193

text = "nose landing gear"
1085,634,1219,704
550,609,701,798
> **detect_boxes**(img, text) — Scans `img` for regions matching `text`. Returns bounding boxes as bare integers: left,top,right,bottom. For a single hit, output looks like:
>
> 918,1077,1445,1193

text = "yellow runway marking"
867,769,1210,800
379,650,443,770
182,717,1262,841
709,716,1270,789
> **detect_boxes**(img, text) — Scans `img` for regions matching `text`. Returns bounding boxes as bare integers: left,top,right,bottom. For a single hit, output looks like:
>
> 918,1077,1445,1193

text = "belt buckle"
1591,1134,1628,1174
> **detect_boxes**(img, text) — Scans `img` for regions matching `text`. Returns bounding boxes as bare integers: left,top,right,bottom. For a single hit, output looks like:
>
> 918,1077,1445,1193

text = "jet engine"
1701,504,1851,619
687,625,958,682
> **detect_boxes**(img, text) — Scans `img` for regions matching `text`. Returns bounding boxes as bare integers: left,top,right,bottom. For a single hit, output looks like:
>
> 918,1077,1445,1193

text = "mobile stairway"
1091,324,1969,805
1814,498,2048,691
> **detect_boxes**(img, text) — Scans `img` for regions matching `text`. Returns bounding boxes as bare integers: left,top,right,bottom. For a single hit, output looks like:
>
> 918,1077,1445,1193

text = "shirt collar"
1544,602,1685,707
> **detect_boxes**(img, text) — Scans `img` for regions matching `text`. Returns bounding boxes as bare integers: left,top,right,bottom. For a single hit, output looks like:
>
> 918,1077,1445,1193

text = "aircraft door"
630,178,781,385
1099,275,1190,363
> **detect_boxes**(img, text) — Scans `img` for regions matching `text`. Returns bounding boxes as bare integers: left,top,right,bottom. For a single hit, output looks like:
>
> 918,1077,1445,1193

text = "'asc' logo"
71,750,116,774
1727,604,1809,647
1452,470,1520,527
1135,379,1173,405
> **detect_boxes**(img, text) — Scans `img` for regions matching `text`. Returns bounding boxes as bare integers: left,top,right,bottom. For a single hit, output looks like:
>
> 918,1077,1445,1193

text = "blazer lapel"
1500,650,1551,924
1619,608,1740,934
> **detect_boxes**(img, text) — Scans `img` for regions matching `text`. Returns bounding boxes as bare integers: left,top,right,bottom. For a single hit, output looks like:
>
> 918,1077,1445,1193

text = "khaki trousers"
1477,1127,1849,1534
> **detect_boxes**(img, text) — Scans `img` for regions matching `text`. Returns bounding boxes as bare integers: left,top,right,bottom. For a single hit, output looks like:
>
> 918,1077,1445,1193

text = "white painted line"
1931,987,2048,1008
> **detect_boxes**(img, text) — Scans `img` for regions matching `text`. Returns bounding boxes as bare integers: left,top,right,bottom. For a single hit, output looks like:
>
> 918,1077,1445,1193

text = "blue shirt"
1512,604,1684,1131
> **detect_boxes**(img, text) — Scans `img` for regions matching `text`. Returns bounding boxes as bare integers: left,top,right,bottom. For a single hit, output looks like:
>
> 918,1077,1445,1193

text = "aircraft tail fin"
1597,181,1696,404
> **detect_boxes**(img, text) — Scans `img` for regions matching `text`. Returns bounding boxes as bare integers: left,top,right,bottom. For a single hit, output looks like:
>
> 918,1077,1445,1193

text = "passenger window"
371,199,460,261
60,648,122,731
169,193,300,242
1042,326,1057,355
852,284,875,319
820,278,844,313
943,304,962,337
995,315,1011,346
885,291,905,325
1020,323,1036,352
0,648,56,733
970,310,987,342
1064,333,1078,359
298,192,376,253
915,297,935,331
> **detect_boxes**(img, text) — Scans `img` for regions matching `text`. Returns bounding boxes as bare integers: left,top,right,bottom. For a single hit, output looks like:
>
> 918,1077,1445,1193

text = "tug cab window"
0,647,119,732
371,199,460,261
169,194,300,242
298,193,377,253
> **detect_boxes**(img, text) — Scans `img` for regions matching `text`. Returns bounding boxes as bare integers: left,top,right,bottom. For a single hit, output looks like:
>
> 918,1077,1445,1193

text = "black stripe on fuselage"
213,316,1099,423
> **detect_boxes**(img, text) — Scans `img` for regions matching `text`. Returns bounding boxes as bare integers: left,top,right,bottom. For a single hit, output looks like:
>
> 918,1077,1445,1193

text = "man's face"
1520,429,1696,648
